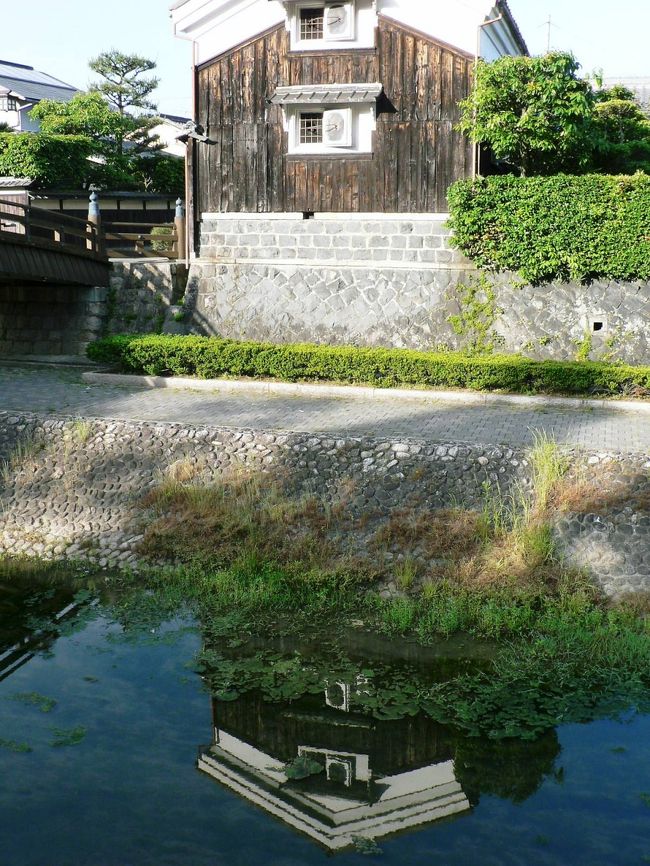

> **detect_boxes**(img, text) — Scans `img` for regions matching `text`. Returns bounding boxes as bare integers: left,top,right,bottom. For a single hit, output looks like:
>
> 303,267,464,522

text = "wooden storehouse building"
171,0,527,224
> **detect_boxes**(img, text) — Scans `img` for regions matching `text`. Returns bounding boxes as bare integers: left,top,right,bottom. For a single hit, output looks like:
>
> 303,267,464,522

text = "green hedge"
87,335,650,397
0,133,93,188
447,174,650,284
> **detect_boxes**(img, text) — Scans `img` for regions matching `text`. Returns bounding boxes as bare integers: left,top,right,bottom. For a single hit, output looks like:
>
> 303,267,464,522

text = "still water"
0,579,648,866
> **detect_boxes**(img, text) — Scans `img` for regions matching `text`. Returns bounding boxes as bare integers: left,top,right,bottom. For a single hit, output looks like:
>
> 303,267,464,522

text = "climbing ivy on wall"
447,275,504,356
447,173,650,285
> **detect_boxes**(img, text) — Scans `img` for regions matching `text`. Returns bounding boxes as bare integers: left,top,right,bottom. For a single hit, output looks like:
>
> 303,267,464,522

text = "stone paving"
1,364,650,454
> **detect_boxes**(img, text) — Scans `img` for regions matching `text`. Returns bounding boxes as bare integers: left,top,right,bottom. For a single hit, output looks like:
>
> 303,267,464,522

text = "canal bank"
0,407,649,597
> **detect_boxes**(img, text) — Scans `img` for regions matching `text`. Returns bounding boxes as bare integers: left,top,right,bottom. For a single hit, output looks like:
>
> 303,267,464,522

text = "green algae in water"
8,692,57,713
352,836,383,856
49,726,87,748
0,737,32,754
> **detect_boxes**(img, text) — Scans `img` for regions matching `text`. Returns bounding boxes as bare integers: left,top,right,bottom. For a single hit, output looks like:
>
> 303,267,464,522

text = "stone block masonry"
106,259,188,335
0,283,108,357
184,215,650,363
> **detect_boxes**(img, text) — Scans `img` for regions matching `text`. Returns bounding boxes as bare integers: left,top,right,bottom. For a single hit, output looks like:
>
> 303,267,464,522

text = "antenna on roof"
539,15,559,53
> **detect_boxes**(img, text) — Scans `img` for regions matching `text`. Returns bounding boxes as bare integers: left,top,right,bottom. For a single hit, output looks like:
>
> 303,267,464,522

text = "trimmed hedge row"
87,335,650,397
447,173,650,284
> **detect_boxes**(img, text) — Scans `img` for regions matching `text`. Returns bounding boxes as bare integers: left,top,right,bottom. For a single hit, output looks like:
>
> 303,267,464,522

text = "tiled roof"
0,177,35,188
271,83,383,105
0,61,78,104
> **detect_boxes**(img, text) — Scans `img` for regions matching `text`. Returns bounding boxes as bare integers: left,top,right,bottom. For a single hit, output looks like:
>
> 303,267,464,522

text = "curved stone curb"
82,371,650,414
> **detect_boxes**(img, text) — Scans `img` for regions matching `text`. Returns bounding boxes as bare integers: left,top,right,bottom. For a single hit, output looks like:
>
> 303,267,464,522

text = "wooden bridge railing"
104,222,181,259
88,191,185,260
0,198,104,259
0,194,186,263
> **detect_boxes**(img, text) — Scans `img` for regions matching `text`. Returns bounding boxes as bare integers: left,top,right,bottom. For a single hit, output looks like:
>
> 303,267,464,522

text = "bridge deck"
0,199,110,287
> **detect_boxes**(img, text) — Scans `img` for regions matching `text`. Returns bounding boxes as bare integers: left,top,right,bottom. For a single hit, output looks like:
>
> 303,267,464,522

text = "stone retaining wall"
0,412,527,570
0,412,648,597
106,259,188,335
0,283,108,357
183,215,650,363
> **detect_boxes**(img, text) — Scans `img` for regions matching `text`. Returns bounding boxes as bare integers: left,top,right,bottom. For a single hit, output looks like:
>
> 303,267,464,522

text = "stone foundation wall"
106,259,188,335
0,283,108,357
184,215,650,363
0,412,648,597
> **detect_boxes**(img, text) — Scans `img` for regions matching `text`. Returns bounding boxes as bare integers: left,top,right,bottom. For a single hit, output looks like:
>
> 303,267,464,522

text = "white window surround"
285,103,376,154
272,82,381,154
288,0,377,51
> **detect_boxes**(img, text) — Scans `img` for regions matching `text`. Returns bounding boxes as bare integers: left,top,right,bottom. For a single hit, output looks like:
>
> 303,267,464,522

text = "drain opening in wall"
588,316,608,335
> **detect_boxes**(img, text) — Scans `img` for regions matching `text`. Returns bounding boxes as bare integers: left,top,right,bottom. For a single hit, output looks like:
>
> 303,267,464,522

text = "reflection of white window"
298,746,371,784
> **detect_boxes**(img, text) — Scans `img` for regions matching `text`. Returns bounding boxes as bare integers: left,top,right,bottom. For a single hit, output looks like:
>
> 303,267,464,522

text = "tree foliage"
459,52,597,176
25,55,183,193
31,92,133,152
592,85,650,174
460,52,650,177
31,91,161,158
89,50,159,115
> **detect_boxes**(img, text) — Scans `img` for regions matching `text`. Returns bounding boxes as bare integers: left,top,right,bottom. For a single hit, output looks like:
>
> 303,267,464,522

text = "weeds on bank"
135,433,591,628
0,433,43,484
139,467,379,589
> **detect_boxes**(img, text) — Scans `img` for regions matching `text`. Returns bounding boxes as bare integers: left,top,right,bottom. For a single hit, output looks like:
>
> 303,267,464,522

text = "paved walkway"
1,364,649,453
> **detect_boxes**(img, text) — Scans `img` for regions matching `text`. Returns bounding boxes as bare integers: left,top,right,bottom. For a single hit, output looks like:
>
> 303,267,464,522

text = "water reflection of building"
0,585,79,682
198,682,471,852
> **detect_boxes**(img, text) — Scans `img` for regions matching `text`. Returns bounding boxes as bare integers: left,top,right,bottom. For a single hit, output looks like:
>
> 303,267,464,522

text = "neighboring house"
601,76,650,116
150,112,192,157
170,0,527,218
0,60,78,132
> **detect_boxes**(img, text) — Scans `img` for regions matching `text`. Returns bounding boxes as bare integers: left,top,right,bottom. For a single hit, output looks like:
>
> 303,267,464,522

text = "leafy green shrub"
87,334,650,397
447,173,650,284
150,225,174,252
0,133,93,187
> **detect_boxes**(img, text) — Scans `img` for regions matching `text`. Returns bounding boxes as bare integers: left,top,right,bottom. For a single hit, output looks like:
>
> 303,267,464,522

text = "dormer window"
292,1,357,47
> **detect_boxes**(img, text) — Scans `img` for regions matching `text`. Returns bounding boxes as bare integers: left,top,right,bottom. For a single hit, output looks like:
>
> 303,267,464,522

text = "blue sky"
3,0,649,118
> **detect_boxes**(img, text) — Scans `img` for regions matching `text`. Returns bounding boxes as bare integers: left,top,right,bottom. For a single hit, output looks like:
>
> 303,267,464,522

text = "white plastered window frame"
290,0,357,50
285,104,376,155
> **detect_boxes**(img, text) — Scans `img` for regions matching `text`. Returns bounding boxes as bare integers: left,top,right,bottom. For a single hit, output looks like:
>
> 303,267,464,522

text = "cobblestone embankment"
0,412,648,597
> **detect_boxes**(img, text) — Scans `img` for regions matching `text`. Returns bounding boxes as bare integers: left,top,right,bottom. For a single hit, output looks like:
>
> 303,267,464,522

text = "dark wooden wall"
195,16,474,214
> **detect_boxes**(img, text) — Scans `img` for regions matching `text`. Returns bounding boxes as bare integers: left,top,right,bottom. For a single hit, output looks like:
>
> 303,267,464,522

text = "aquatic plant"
50,726,87,748
0,737,32,754
7,692,57,713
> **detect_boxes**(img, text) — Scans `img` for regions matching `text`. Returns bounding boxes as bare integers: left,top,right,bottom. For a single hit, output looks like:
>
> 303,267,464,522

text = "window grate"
300,7,325,40
299,113,324,144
